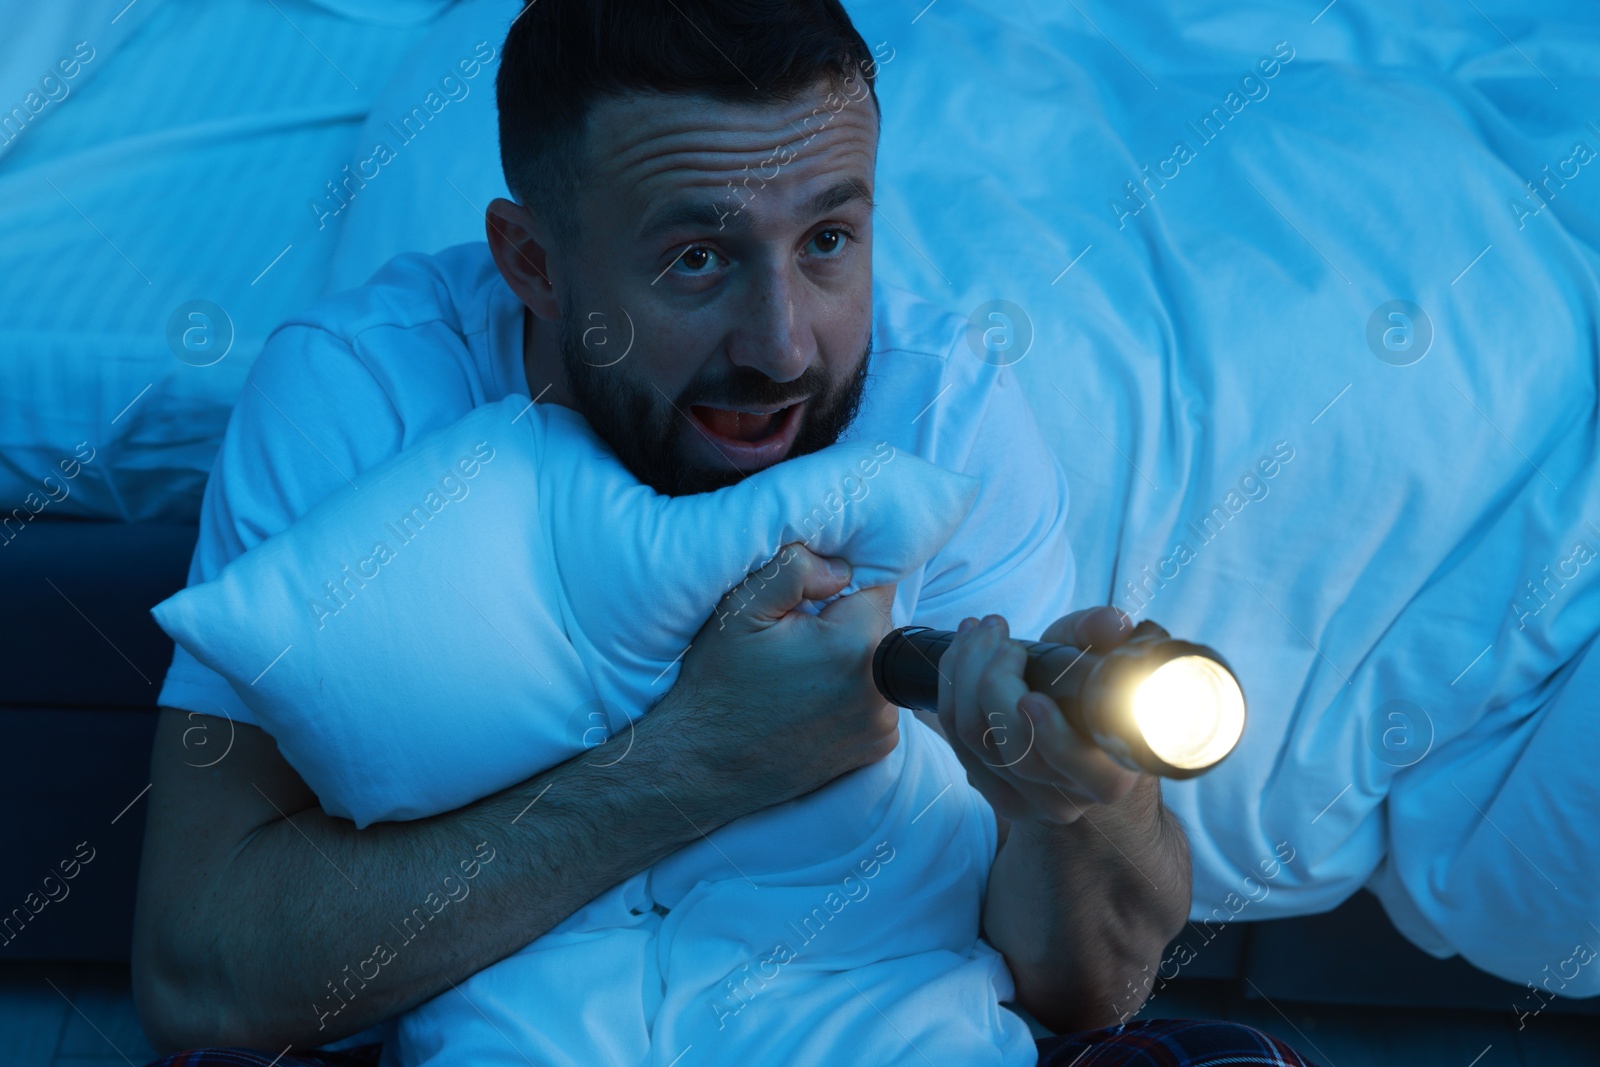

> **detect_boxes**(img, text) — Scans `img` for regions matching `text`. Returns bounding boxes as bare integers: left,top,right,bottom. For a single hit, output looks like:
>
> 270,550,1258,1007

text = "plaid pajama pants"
141,1017,1319,1066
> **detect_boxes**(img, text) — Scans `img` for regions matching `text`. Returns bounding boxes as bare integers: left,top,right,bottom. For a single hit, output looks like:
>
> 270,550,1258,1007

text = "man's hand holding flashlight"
946,607,1194,1033
936,607,1144,826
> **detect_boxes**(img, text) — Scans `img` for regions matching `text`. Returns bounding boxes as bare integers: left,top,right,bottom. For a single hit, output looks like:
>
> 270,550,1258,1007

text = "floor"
1,962,159,1067
1128,977,1600,1067
1,961,1595,1067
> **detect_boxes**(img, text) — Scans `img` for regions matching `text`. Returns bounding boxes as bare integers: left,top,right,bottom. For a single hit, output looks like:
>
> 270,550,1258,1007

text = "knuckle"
717,584,757,618
991,639,1025,676
784,542,817,569
976,661,1008,702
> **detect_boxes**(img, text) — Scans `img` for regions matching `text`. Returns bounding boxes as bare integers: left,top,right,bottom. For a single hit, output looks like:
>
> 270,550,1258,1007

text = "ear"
486,198,560,321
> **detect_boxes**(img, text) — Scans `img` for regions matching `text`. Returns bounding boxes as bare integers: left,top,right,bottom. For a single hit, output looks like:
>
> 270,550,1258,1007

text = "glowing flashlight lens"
1131,655,1247,770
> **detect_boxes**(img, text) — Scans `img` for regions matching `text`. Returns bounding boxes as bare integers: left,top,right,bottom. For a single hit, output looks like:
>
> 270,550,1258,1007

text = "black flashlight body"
872,628,1102,718
871,620,1242,779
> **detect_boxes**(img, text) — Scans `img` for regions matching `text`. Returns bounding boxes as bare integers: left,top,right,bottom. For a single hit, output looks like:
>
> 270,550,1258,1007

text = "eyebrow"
636,177,874,242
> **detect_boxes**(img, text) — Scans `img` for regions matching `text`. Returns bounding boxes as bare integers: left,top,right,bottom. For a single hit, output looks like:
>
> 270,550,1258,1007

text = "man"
133,2,1314,1065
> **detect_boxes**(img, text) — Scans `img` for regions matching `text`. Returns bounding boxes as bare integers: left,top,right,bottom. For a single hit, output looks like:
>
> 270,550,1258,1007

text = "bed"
3,0,1599,1010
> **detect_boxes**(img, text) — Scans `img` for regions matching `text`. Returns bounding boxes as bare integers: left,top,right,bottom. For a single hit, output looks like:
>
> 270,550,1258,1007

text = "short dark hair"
496,0,880,249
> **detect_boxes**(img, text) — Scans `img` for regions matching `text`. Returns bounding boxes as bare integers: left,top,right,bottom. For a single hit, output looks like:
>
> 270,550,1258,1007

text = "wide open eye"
673,245,723,274
806,229,852,256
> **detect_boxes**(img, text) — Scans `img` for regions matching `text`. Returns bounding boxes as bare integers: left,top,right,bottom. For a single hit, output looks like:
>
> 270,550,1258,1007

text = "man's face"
549,78,879,496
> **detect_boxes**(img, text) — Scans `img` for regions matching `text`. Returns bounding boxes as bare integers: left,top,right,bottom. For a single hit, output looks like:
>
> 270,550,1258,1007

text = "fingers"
934,614,985,755
938,692,1090,825
1040,605,1135,649
942,617,1039,777
942,614,1142,815
1019,694,1141,805
819,579,896,627
967,624,1035,771
716,543,851,631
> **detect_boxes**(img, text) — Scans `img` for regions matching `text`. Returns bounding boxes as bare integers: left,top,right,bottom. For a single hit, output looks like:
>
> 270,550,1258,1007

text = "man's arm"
134,546,901,1054
134,691,737,1052
919,609,1192,1035
982,777,1191,1034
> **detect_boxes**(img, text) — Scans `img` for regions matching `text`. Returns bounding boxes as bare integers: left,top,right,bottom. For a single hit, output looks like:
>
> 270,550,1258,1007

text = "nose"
725,262,815,387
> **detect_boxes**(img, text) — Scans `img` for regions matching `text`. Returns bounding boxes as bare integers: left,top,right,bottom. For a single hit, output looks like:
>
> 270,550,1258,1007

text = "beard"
557,296,874,496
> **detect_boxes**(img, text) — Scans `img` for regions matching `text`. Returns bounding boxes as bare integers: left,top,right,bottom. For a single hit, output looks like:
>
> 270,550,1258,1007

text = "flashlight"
871,619,1246,779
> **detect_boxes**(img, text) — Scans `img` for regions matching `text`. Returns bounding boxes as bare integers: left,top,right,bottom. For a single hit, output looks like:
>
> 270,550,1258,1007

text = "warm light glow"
1130,655,1246,770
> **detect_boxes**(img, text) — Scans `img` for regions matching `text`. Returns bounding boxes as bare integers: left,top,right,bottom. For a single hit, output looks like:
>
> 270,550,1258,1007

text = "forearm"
141,692,743,1051
982,777,1191,1034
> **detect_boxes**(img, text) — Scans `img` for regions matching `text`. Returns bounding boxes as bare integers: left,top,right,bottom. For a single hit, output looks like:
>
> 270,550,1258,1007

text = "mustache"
682,373,826,411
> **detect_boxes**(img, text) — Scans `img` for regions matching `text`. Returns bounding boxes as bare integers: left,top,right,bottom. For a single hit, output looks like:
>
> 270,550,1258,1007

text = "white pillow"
151,395,978,826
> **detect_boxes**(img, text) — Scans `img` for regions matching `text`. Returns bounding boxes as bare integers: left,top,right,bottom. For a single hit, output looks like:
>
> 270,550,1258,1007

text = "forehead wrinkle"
630,145,876,241
589,94,878,185
603,121,876,187
591,86,874,152
627,136,875,197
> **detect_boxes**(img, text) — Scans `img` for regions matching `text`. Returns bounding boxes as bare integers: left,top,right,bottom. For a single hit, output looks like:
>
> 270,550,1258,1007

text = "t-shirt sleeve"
156,323,405,726
910,361,1078,644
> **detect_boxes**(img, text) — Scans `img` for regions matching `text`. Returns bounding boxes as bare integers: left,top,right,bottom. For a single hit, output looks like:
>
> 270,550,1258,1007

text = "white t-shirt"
157,241,1077,728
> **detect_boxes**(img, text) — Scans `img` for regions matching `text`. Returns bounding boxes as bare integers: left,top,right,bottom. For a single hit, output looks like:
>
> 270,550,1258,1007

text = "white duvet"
840,0,1600,995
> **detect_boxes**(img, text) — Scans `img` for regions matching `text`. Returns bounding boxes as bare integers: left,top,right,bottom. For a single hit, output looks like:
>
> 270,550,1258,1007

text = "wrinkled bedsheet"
845,0,1600,994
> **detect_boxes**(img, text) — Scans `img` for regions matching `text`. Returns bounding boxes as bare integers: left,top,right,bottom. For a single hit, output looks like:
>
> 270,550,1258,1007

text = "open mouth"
687,403,797,443
685,399,808,468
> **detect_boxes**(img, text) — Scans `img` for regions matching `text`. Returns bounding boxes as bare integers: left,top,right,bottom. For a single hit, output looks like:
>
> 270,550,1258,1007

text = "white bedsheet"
0,0,463,522
842,0,1600,993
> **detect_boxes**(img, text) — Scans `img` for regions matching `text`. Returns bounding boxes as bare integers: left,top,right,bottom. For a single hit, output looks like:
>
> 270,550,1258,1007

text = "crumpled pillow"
152,395,979,826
